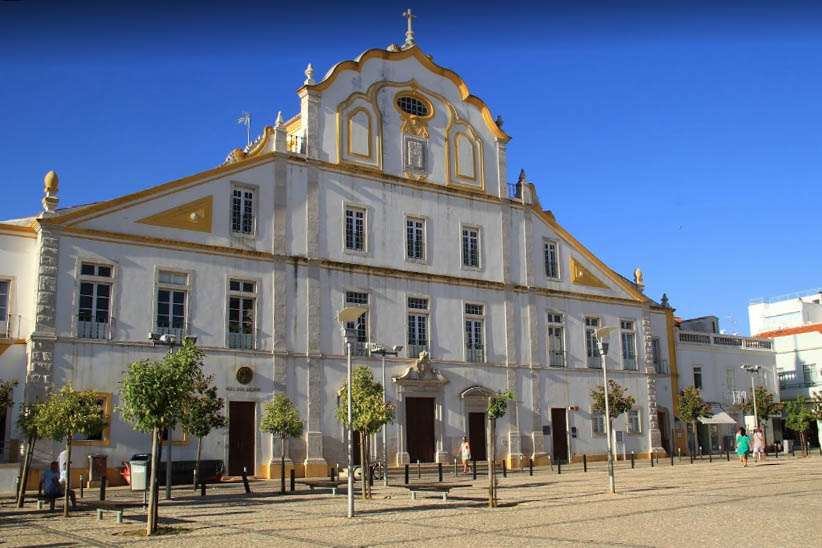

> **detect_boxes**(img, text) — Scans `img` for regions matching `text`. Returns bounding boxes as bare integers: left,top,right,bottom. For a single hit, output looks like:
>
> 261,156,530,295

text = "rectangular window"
0,279,9,338
157,270,188,339
345,207,366,251
544,240,559,279
231,187,254,235
464,303,484,362
592,410,605,435
802,363,815,386
228,280,256,349
627,409,641,433
585,317,600,368
620,320,637,370
345,291,368,355
407,297,429,358
406,218,425,261
77,263,112,339
462,227,480,268
73,393,111,446
547,313,565,367
693,366,703,390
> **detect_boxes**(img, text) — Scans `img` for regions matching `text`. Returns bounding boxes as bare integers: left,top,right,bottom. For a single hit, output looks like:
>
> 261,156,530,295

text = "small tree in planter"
742,384,782,440
335,366,395,500
487,390,514,508
785,396,814,456
677,385,712,456
35,384,107,517
181,377,226,488
261,394,303,494
0,378,17,410
15,401,43,508
590,380,635,458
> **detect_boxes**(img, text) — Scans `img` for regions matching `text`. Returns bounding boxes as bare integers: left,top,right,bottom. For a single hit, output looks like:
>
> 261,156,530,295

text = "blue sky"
1,0,820,335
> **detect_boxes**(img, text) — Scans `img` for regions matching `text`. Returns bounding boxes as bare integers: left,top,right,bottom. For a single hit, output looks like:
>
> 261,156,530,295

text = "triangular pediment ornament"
569,256,608,289
136,196,213,233
392,351,448,386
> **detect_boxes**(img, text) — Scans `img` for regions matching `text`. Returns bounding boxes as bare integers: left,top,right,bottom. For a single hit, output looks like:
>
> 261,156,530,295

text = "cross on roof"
402,8,416,47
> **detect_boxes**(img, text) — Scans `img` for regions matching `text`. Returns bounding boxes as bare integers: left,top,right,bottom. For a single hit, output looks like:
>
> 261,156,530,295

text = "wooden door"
228,401,255,476
658,410,670,454
551,408,568,464
468,412,487,461
406,397,435,462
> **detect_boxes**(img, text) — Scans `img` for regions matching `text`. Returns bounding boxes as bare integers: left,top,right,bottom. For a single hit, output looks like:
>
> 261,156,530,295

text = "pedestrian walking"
736,427,751,468
752,427,766,463
457,436,472,473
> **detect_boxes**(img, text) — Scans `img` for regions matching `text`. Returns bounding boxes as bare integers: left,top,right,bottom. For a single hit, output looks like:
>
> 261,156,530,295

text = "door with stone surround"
228,401,255,476
406,397,435,462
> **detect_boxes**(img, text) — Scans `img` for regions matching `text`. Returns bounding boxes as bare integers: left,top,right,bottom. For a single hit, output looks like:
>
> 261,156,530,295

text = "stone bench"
295,479,347,495
36,495,60,511
401,483,471,501
92,501,142,524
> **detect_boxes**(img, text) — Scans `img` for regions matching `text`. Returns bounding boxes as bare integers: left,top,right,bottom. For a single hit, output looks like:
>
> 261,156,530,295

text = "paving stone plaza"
1,456,819,547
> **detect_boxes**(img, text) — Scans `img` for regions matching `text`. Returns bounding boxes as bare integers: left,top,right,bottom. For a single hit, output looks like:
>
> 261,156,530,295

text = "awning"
698,406,738,425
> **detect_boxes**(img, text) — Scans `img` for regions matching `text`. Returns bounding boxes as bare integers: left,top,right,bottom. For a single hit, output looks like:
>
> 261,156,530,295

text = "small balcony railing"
623,357,638,371
155,325,185,340
726,390,748,406
678,330,773,350
507,183,522,200
466,346,484,363
77,320,109,340
779,371,821,390
587,356,601,368
407,344,428,359
349,342,367,357
654,359,669,375
287,134,305,154
549,350,565,367
228,332,254,350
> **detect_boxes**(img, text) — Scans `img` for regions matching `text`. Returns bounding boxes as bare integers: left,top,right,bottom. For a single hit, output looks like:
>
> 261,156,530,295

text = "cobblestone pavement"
1,456,820,547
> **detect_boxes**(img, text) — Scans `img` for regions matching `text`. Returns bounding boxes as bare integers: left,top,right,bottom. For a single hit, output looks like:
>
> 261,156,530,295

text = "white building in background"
750,289,822,447
0,20,679,488
673,315,778,454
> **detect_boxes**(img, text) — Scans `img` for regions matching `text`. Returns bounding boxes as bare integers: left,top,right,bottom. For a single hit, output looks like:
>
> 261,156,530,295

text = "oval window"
397,96,429,117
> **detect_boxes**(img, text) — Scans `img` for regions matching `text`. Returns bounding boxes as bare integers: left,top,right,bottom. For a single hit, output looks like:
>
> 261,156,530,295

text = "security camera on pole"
594,326,616,494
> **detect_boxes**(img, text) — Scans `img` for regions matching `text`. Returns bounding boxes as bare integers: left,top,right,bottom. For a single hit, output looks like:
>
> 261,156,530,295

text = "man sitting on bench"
41,461,77,509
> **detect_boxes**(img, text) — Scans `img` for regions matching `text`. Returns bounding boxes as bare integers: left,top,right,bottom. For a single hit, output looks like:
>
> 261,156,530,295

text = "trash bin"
130,459,150,491
783,439,794,454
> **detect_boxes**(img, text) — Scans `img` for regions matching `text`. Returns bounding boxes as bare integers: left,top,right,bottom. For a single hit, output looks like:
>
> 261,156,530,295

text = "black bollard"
557,459,561,474
709,451,712,463
791,444,795,457
290,469,295,492
438,462,443,482
200,478,206,496
650,452,654,468
79,475,84,499
280,463,286,495
726,450,730,462
472,459,477,480
631,452,635,469
330,466,336,481
690,451,694,464
99,476,106,501
502,460,507,478
241,467,251,494
404,464,409,484
775,445,779,459
529,458,533,476
671,452,674,466
656,451,659,465
583,454,587,472
369,465,374,487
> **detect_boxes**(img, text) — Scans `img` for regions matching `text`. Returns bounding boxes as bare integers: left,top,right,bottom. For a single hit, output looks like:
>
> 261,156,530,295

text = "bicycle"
352,460,384,481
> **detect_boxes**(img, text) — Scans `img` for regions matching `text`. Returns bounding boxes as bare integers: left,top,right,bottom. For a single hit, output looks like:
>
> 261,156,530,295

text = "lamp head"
600,341,610,356
393,345,404,353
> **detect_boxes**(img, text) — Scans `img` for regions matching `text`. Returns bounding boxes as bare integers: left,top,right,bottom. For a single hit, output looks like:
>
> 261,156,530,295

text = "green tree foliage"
335,366,395,499
677,385,712,456
590,380,636,421
35,384,106,517
0,378,18,410
118,339,205,535
785,396,814,457
486,390,514,508
16,401,43,508
181,377,226,486
261,394,304,493
742,384,782,432
808,391,822,421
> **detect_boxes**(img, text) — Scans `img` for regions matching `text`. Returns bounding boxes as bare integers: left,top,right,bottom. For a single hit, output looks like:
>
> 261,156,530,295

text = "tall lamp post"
147,333,197,500
337,307,367,519
594,326,616,494
367,343,403,487
741,364,762,429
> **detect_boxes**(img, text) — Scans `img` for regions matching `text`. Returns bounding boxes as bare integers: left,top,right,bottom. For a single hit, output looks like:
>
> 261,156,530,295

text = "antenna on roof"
237,111,252,147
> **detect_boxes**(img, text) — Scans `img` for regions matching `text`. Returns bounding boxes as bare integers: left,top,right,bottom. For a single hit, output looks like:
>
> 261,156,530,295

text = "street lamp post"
337,307,367,519
367,343,403,487
594,326,616,494
741,364,762,429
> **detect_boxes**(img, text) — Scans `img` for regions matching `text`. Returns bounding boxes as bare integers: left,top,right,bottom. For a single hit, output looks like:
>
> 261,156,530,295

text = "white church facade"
0,23,678,484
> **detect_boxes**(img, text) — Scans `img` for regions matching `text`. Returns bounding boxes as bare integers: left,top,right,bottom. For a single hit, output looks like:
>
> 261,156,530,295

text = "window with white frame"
406,217,426,261
156,270,188,339
407,297,429,358
585,317,600,368
547,312,565,367
464,303,485,362
651,337,667,374
620,320,637,370
544,240,559,279
0,279,9,338
228,280,256,349
627,409,641,433
77,263,112,339
462,227,480,268
345,291,368,355
592,410,605,435
693,366,703,390
231,186,255,235
344,207,366,252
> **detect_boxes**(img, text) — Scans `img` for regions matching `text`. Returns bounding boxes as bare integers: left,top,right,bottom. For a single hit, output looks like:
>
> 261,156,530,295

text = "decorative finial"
304,63,315,85
495,115,504,128
661,293,670,308
42,170,60,214
517,169,526,183
402,8,416,48
275,110,284,127
633,267,644,289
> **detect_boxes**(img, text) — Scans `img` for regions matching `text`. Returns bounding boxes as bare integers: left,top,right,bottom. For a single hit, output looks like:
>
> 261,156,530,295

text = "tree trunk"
63,439,72,517
359,431,368,500
488,418,496,508
196,436,202,488
692,421,698,456
16,436,35,508
280,436,285,494
147,427,160,535
801,432,807,457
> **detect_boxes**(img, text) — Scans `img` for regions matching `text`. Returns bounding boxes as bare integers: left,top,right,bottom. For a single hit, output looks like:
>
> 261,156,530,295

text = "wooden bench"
296,479,347,495
401,483,471,501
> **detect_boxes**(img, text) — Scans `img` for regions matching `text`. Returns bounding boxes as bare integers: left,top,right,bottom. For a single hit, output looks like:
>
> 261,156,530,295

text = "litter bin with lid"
130,459,150,491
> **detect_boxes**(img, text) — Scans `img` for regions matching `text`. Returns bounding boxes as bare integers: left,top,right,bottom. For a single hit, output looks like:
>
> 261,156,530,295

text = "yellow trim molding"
569,256,608,289
136,195,213,233
73,392,112,447
346,107,374,160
